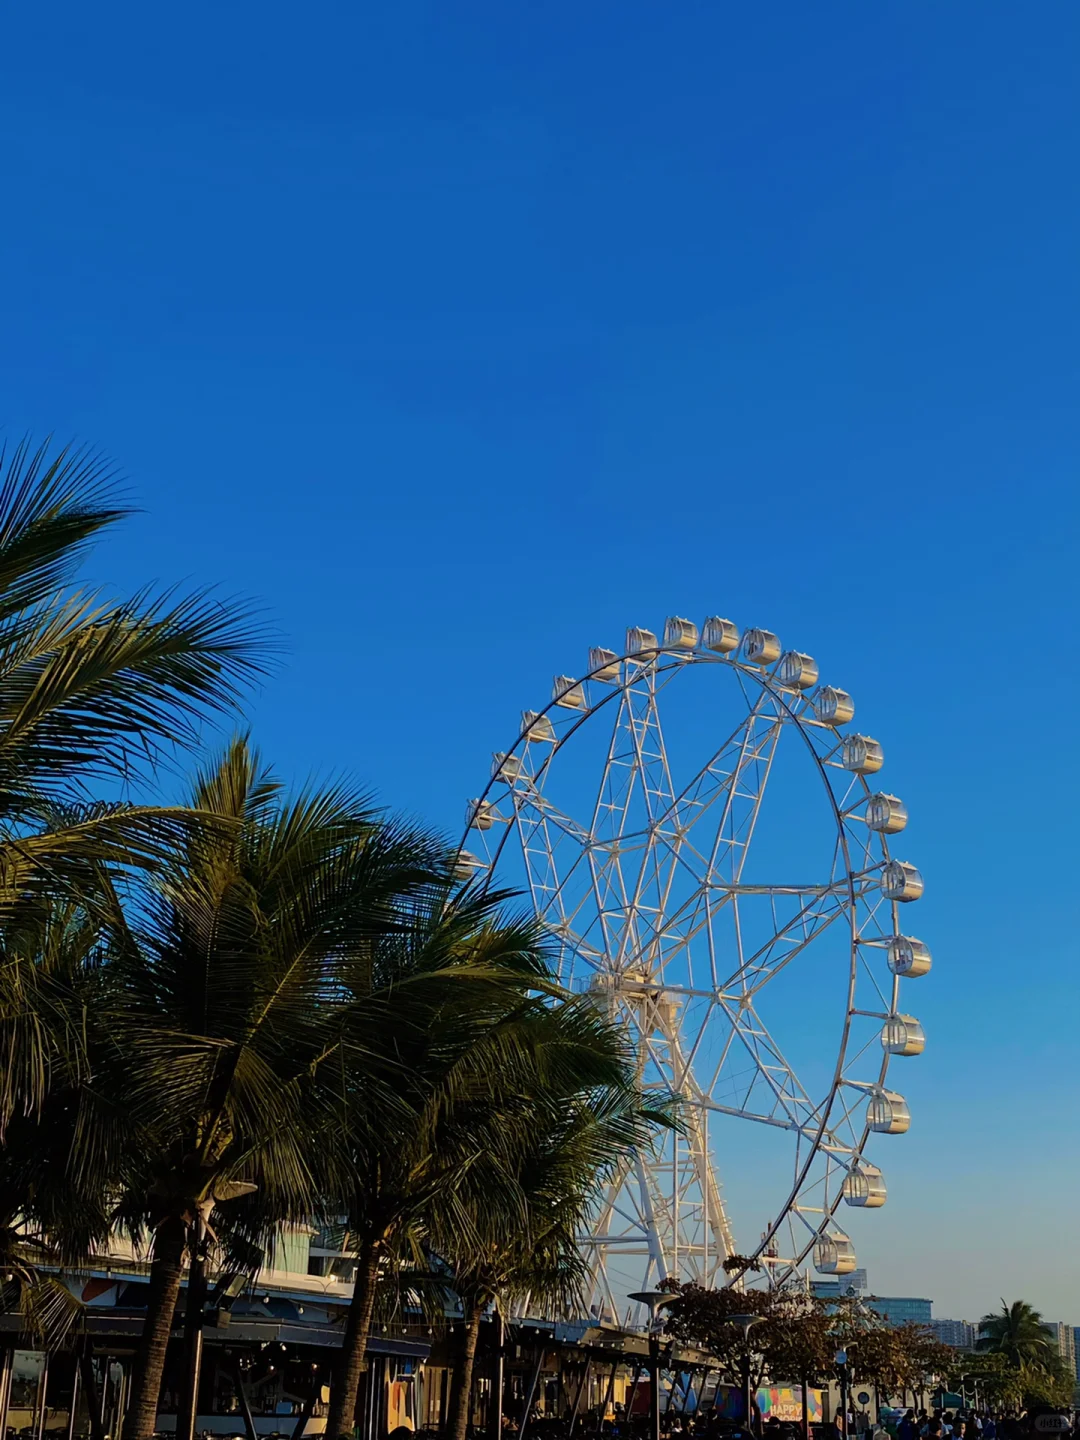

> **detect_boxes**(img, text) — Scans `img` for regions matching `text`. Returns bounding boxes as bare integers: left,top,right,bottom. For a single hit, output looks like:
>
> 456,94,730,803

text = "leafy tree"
663,1282,833,1392
1016,1354,1075,1411
842,1318,953,1398
664,1288,952,1399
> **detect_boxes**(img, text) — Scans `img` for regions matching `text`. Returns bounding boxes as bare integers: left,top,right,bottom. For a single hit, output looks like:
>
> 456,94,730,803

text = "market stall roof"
0,1311,429,1359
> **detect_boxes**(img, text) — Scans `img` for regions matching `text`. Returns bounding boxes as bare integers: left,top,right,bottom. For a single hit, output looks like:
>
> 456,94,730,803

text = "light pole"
833,1351,850,1440
177,1182,257,1440
726,1316,764,1438
490,1309,505,1440
629,1292,674,1440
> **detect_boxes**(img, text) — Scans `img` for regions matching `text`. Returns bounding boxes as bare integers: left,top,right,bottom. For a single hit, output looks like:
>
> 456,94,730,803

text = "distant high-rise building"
1044,1322,1076,1373
868,1296,933,1326
1073,1328,1080,1381
811,1271,931,1326
812,1269,868,1297
929,1319,976,1349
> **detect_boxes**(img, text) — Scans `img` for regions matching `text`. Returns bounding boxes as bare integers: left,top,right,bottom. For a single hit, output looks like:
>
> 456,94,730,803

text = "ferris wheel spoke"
855,945,895,1016
585,675,690,976
513,789,650,976
653,697,785,852
511,792,591,916
584,1156,641,1243
716,888,852,998
616,698,785,986
508,777,593,847
594,668,681,841
623,856,850,998
590,688,648,848
838,1027,887,1086
588,688,795,998
527,848,610,974
811,1134,859,1165
680,711,786,886
703,996,834,1139
823,1082,875,1144
665,999,717,1096
698,1096,802,1131
537,915,609,968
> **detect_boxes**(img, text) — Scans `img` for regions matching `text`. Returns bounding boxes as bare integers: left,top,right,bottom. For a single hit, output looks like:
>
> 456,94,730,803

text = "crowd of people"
522,1406,1080,1440
826,1409,1080,1440
461,1400,1078,1440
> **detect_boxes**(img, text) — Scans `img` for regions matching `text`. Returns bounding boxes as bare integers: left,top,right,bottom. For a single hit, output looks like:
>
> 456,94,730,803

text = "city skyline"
817,1273,1079,1350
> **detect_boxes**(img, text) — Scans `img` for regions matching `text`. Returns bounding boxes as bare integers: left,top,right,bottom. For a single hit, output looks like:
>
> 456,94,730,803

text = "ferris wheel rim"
461,636,911,1293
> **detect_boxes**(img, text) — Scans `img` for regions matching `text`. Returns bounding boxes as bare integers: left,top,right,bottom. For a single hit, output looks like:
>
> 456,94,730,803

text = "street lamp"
177,1181,258,1440
726,1315,764,1439
629,1291,674,1440
960,1376,981,1414
834,1350,850,1440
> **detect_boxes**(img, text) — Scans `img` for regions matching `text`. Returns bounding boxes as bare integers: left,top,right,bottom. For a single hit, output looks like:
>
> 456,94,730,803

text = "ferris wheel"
460,616,930,1317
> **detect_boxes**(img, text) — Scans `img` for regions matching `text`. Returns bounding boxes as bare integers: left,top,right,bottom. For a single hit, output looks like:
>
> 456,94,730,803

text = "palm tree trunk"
448,1296,485,1440
325,1236,382,1440
122,1216,187,1440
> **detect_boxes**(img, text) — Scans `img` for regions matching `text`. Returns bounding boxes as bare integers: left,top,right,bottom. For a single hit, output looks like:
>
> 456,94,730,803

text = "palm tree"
0,436,266,875
432,1016,670,1440
0,435,264,1139
0,896,118,1350
317,890,666,1440
319,892,563,1440
976,1300,1052,1367
96,739,446,1440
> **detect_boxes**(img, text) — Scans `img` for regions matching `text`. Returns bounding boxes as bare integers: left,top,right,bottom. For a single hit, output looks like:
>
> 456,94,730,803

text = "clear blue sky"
4,1,1078,1323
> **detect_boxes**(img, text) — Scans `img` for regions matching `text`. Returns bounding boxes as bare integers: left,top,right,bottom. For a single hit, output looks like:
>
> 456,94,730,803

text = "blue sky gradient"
3,1,1078,1321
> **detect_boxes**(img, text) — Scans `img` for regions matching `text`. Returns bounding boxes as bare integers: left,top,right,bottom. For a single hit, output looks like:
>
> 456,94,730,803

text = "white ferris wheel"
460,616,930,1318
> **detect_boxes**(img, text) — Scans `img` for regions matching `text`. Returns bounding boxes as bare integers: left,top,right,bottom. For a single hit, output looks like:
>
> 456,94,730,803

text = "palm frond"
0,437,127,621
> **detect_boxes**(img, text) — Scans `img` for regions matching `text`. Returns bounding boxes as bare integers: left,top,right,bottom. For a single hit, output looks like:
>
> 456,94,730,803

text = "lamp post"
629,1292,674,1440
726,1316,764,1439
490,1308,507,1440
177,1182,257,1440
833,1351,850,1440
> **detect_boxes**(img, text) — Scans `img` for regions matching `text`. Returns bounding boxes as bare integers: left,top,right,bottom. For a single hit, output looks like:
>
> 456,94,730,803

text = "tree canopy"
663,1284,954,1397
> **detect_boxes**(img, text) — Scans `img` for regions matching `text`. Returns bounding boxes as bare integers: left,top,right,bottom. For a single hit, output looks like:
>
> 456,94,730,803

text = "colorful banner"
709,1383,823,1424
759,1387,824,1424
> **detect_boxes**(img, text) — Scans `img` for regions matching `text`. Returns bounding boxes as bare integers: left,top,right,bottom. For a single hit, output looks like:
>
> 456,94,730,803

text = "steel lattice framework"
461,618,929,1319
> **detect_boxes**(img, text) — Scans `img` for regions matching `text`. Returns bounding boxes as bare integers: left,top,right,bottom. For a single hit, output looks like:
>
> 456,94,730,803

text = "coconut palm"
319,897,669,1440
0,437,265,862
433,1020,670,1440
976,1300,1053,1367
0,897,116,1350
321,915,670,1440
95,739,446,1440
0,435,264,1139
318,893,563,1440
